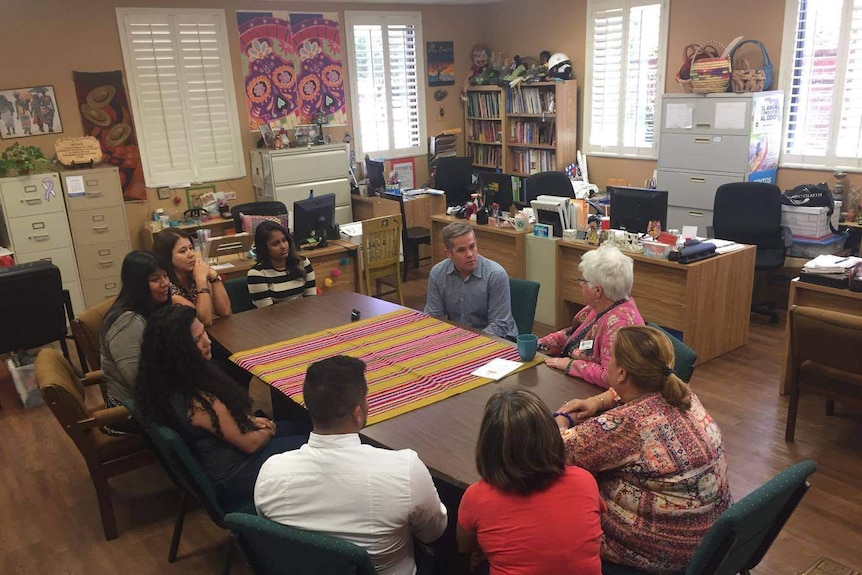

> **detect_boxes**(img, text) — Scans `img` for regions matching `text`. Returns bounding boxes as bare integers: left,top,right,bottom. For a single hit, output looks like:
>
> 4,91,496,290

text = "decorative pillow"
240,212,290,236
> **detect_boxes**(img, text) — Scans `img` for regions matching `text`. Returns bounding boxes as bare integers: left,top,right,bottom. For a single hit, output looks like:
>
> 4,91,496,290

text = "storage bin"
643,241,672,259
4,359,43,409
781,202,841,240
790,233,848,258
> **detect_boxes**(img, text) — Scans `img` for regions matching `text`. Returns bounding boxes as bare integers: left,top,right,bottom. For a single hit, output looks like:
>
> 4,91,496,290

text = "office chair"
525,171,573,204
711,182,792,323
434,156,473,206
231,201,288,233
509,278,540,335
365,157,386,196
384,192,430,282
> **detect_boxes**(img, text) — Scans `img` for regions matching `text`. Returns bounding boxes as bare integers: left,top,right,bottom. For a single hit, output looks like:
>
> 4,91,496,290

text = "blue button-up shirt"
424,255,518,340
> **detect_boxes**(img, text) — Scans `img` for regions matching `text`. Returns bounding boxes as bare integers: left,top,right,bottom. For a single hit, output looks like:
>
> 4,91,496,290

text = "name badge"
579,340,594,351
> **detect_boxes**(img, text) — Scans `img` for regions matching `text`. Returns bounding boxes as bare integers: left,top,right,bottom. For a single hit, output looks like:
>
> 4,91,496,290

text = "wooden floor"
1,265,861,574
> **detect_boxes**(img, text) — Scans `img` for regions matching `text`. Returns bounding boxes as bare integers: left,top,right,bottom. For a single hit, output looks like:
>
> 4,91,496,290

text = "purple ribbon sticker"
42,177,56,201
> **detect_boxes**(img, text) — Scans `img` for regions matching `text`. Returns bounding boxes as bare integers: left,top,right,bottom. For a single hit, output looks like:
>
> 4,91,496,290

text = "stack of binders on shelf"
428,130,459,173
799,254,862,289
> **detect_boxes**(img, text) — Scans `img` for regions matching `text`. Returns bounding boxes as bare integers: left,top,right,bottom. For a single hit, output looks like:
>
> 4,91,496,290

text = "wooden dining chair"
785,305,862,441
384,192,431,282
70,296,117,373
360,215,404,305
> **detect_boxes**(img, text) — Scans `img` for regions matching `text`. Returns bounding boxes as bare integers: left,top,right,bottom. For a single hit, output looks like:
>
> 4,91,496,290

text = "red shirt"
458,466,604,575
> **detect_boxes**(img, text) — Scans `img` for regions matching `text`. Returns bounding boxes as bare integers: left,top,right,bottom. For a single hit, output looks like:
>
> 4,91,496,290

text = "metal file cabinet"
657,91,783,236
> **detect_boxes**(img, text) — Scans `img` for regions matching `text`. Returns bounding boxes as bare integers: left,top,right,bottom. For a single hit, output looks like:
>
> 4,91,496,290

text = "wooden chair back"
360,215,403,305
70,296,117,372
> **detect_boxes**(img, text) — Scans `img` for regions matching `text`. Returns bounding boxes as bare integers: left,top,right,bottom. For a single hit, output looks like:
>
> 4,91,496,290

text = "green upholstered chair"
602,460,817,575
138,415,254,574
647,322,698,383
224,276,254,313
509,278,541,335
225,512,379,575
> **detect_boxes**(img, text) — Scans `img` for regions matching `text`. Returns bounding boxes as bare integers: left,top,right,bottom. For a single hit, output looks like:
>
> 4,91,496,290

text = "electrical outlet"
223,191,237,200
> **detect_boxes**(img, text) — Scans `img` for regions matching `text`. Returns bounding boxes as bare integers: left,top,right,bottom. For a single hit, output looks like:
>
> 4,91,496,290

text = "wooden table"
211,239,359,293
556,240,757,364
430,214,533,279
779,279,862,394
207,292,594,488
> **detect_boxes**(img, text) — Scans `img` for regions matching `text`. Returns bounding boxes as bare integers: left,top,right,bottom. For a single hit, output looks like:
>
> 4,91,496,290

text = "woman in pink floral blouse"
539,245,644,388
555,326,731,575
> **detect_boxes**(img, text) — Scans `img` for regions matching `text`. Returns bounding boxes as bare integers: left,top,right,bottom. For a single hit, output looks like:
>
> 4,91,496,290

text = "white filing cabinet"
59,167,131,309
0,172,84,314
250,144,353,225
657,91,783,236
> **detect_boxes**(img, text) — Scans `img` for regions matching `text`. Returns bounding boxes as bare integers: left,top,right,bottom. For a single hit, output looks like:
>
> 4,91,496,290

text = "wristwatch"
207,273,223,283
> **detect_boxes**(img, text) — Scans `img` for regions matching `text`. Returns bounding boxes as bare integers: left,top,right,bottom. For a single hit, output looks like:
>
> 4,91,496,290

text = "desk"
352,193,447,228
556,240,757,364
207,292,594,488
430,215,533,279
779,279,862,394
211,239,360,294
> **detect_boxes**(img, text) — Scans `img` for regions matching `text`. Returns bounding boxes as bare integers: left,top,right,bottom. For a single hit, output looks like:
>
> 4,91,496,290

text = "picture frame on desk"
533,223,551,238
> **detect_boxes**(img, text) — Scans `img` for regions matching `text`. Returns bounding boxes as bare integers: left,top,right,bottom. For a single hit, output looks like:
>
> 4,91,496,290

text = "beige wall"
0,0,482,248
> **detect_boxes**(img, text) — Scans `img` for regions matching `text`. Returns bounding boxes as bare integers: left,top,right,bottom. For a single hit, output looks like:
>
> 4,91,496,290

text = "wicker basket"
690,42,731,94
676,43,719,93
729,39,774,92
731,61,766,93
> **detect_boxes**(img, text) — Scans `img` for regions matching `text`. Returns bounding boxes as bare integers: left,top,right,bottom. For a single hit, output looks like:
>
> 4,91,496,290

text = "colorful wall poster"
0,85,62,139
427,41,455,86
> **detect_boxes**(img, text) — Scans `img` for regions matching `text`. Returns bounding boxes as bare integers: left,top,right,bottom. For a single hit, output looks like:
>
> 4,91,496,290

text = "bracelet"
553,411,576,429
564,359,574,374
597,395,605,410
195,287,211,294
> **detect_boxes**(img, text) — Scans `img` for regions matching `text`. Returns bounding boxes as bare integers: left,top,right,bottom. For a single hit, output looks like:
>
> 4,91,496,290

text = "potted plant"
0,143,49,177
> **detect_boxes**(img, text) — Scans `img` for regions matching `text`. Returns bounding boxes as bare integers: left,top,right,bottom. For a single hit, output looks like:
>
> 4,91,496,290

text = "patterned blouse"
170,281,199,304
562,392,731,575
538,298,644,388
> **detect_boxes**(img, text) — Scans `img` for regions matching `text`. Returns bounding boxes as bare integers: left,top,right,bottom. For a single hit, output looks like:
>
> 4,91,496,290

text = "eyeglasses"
575,278,588,285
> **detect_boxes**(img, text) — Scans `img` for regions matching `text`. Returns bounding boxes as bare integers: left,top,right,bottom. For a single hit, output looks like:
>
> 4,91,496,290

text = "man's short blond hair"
441,222,475,250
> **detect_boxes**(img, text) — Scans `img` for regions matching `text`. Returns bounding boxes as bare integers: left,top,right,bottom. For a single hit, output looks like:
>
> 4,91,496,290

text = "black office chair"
524,171,573,204
384,192,430,282
231,201,288,233
434,156,473,206
711,182,792,323
365,157,386,196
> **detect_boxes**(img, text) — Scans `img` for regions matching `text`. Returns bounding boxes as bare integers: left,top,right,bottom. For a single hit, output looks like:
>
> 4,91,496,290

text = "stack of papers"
803,255,862,274
704,239,745,254
471,358,522,381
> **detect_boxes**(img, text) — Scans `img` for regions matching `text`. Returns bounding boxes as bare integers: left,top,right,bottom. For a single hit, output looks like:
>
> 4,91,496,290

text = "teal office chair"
647,322,698,383
225,512,379,575
602,460,817,575
509,278,540,335
224,277,254,313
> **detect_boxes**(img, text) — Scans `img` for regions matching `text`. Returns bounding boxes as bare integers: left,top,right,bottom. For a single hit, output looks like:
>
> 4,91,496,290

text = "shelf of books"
464,86,505,171
505,81,577,176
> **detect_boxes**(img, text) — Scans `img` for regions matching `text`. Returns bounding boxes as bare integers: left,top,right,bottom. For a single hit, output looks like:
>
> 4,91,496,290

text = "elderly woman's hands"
544,356,570,372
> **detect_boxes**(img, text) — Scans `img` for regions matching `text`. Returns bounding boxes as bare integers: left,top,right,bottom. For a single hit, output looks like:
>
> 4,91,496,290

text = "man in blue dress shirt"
424,222,518,341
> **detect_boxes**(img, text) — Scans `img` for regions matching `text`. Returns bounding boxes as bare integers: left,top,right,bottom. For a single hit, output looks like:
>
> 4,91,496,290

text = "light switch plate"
157,187,171,200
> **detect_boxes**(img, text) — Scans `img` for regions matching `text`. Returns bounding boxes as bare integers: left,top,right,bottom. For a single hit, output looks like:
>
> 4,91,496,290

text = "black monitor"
608,186,669,234
365,158,386,195
435,156,473,206
479,171,514,212
293,193,336,247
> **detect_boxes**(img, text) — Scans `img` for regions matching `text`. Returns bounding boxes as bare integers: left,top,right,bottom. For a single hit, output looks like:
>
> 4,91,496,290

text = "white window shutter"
117,9,245,187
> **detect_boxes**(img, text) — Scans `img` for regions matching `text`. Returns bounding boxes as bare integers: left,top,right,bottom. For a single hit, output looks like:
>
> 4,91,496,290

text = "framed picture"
390,158,415,190
186,184,217,210
427,41,455,86
533,223,551,238
258,122,276,148
294,124,318,146
0,85,63,139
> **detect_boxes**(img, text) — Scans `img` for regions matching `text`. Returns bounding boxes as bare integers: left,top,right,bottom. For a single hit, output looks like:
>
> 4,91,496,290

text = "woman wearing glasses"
539,245,643,388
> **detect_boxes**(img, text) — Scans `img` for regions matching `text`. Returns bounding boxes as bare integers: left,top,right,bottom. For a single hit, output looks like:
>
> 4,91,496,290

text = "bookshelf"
464,86,505,170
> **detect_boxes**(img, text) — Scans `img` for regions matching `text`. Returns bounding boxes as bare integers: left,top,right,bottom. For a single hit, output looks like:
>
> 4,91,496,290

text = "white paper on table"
471,358,522,381
714,102,747,130
665,103,693,129
715,244,746,254
681,225,699,240
64,175,85,197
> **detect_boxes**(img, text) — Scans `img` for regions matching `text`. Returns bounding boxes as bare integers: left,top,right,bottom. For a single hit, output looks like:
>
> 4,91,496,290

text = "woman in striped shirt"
247,220,316,308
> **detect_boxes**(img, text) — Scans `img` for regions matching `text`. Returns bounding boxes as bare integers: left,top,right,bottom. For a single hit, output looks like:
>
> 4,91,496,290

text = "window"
780,0,862,170
116,8,245,188
345,11,427,161
584,0,669,158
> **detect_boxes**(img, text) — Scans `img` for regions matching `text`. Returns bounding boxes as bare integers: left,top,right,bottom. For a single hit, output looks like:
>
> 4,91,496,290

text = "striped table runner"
230,309,541,425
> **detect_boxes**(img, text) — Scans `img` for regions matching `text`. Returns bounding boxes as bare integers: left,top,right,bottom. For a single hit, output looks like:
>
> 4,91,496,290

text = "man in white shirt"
254,356,448,575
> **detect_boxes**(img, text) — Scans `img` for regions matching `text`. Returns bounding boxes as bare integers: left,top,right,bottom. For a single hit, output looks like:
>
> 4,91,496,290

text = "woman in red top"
457,390,604,575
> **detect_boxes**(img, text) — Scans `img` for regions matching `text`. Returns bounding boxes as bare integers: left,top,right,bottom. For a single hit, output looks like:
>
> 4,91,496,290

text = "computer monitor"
365,158,386,195
435,156,473,206
608,186,669,234
479,171,514,212
293,193,336,247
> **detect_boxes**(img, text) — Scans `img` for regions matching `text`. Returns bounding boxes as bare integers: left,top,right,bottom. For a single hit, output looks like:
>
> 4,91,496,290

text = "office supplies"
677,241,717,264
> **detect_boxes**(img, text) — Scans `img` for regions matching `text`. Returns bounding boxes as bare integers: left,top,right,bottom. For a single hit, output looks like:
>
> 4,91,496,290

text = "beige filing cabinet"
60,167,131,310
0,172,84,313
250,144,353,225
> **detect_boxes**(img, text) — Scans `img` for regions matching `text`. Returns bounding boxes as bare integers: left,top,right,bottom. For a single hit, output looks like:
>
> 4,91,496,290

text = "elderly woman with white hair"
539,245,644,388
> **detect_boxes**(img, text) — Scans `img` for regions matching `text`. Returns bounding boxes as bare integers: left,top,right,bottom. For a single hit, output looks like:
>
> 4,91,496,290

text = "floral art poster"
427,42,455,86
237,11,346,131
0,85,62,139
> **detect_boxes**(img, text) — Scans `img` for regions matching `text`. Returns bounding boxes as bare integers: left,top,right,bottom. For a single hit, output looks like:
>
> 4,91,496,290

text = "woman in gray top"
101,251,173,411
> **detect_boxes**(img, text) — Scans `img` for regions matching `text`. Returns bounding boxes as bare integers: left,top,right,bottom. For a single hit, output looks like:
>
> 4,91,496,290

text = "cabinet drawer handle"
30,234,50,241
23,198,41,205
689,177,706,183
687,211,705,218
92,225,109,233
86,191,103,197
695,123,712,128
98,260,115,267
694,138,710,144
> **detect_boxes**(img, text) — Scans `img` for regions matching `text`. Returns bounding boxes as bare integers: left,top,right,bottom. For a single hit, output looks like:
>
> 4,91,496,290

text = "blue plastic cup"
517,334,538,362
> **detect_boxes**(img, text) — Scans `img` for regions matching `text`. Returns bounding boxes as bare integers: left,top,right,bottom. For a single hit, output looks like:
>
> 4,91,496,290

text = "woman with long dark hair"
457,390,603,575
136,305,308,503
152,227,231,325
247,221,316,308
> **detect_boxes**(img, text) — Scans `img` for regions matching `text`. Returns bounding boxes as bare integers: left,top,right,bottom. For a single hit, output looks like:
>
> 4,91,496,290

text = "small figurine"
587,218,600,245
647,220,662,239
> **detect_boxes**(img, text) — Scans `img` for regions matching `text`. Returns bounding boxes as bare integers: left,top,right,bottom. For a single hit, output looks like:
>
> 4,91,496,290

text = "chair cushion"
798,361,862,405
240,213,290,236
89,428,152,463
405,227,431,241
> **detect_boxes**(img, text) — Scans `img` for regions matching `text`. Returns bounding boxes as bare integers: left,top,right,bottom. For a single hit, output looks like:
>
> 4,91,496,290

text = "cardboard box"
5,359,43,409
781,201,841,240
